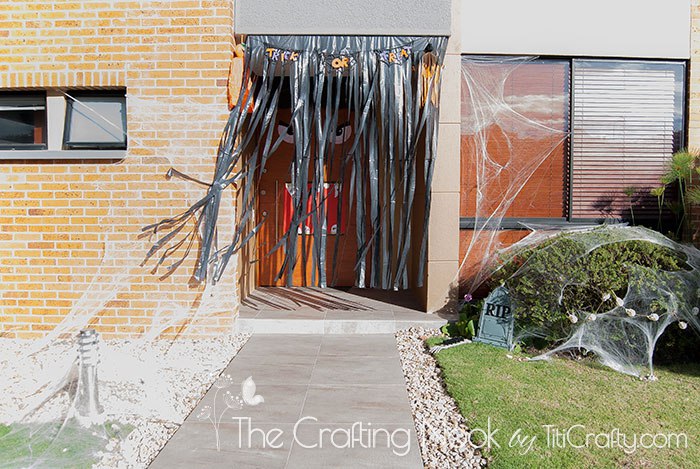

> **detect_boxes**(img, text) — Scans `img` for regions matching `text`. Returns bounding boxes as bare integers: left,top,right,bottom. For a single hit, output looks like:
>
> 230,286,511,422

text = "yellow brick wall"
0,0,238,338
690,0,700,242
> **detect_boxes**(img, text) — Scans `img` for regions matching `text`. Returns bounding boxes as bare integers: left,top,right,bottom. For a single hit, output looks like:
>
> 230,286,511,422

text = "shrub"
441,299,482,339
491,228,690,349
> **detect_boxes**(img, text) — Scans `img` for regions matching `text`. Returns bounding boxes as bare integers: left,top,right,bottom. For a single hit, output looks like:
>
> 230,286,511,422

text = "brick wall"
690,0,700,244
0,0,238,338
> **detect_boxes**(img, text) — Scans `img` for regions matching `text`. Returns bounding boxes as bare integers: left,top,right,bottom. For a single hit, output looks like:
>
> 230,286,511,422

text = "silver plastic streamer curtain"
143,35,448,289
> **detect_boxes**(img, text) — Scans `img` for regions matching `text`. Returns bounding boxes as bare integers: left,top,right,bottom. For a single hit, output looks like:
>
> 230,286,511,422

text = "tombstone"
474,286,515,349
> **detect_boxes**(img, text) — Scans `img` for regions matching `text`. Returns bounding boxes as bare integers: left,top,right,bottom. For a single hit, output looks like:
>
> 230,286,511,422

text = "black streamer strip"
142,35,447,289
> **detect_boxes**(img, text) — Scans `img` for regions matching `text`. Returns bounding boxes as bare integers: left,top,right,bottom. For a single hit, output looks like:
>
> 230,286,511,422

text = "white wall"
461,0,690,59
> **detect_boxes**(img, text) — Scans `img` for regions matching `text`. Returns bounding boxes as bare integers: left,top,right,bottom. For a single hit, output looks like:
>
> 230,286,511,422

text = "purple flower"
464,293,473,303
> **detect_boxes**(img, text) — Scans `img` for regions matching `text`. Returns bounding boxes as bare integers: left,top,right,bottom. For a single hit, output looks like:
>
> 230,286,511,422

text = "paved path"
150,334,423,468
237,287,452,334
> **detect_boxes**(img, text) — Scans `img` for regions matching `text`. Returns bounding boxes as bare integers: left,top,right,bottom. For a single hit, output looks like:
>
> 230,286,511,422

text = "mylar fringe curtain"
143,35,448,289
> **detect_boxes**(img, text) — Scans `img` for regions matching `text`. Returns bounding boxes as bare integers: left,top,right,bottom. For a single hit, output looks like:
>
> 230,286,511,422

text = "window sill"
0,150,126,160
460,217,605,230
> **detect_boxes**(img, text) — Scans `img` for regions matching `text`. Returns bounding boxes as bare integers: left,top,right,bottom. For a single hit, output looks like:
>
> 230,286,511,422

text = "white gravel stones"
98,333,251,467
395,327,487,469
1,333,250,469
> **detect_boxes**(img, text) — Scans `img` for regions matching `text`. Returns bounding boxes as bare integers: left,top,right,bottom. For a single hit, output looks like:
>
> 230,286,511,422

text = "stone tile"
389,303,425,314
224,359,316,385
244,287,374,312
237,318,326,334
344,288,422,310
233,334,322,359
154,300,434,467
323,320,397,334
392,310,439,321
424,260,460,313
238,308,260,319
287,423,422,469
319,335,398,357
194,383,309,424
151,422,294,469
323,310,394,321
394,320,447,331
255,309,327,320
310,355,405,386
428,192,460,262
302,385,414,425
439,54,462,125
433,123,461,192
446,0,461,54
391,310,453,329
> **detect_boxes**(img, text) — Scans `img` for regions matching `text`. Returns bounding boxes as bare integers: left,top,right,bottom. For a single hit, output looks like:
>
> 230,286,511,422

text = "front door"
256,110,357,286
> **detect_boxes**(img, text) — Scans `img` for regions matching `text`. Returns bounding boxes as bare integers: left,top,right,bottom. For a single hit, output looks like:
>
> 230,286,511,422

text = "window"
460,58,569,225
0,89,126,158
63,92,127,150
460,57,686,227
570,60,685,220
0,92,47,150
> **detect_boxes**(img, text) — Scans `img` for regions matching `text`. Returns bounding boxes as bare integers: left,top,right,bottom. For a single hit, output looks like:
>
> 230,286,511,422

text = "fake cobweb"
0,75,242,467
458,56,569,293
491,224,700,378
457,57,699,378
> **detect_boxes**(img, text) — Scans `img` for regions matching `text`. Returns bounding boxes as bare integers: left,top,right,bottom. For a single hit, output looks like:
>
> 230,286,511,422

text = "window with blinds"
460,57,686,228
570,60,685,220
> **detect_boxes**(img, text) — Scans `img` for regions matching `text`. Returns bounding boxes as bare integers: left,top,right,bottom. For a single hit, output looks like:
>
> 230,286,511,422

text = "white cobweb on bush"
457,56,699,378
492,224,700,378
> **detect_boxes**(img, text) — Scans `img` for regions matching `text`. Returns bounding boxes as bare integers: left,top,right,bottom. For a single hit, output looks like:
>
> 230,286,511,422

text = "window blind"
460,59,569,220
570,60,683,220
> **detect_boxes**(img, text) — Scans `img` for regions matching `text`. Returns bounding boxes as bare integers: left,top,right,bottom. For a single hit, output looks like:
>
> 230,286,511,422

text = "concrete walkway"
237,287,453,334
150,334,424,468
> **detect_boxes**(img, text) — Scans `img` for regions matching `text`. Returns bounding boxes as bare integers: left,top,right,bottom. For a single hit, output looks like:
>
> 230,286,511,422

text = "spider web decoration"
142,36,448,289
494,224,700,378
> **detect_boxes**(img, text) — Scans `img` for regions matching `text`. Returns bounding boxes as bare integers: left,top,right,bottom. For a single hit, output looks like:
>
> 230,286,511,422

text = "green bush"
441,299,482,339
491,229,689,347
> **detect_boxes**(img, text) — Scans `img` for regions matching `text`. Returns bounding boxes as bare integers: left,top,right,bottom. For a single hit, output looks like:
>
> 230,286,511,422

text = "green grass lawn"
427,339,699,469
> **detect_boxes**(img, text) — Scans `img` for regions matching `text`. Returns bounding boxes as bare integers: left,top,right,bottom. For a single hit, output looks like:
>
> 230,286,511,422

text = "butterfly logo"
197,375,265,451
241,376,264,406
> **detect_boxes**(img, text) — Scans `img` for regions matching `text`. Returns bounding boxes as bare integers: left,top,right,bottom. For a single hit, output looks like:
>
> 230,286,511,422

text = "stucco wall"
234,0,451,35
461,0,690,59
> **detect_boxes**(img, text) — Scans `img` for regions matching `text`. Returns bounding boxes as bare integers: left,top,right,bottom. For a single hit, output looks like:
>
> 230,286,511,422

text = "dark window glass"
0,93,47,149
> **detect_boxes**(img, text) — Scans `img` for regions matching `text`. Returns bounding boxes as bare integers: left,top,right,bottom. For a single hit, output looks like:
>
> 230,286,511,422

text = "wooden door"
256,111,357,286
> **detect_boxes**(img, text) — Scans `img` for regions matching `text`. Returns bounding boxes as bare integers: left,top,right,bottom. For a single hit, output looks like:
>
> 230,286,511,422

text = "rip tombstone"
475,286,514,350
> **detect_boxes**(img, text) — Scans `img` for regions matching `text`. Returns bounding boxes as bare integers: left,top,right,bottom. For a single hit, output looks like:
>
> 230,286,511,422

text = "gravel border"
396,327,487,468
0,334,250,468
98,333,252,468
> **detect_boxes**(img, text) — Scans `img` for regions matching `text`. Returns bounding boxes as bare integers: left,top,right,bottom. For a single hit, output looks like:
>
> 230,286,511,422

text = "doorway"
256,107,357,286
